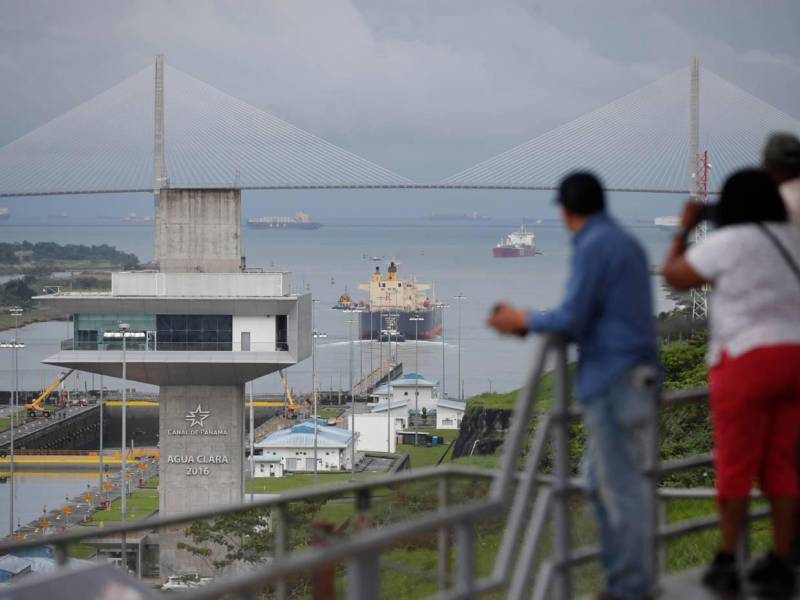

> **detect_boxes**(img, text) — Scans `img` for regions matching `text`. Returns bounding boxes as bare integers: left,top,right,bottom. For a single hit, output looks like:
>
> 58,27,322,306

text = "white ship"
654,216,680,230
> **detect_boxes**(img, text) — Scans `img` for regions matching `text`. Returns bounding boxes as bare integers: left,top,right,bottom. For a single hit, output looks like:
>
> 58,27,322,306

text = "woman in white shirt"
663,169,800,597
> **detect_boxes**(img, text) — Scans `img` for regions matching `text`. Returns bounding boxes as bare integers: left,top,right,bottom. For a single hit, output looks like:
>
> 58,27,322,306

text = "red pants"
710,345,800,500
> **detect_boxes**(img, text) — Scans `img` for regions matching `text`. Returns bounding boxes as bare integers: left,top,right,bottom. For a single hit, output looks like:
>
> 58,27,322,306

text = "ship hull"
359,307,442,341
247,222,322,230
493,246,537,258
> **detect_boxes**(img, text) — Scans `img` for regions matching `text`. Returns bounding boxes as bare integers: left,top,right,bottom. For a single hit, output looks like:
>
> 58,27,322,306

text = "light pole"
311,298,320,484
343,309,362,478
453,294,467,401
438,303,449,399
249,380,254,502
409,314,424,441
9,306,23,537
99,373,104,503
118,322,130,568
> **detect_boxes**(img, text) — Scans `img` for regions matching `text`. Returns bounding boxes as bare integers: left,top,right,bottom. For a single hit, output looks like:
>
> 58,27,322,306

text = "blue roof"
257,419,352,448
370,399,410,413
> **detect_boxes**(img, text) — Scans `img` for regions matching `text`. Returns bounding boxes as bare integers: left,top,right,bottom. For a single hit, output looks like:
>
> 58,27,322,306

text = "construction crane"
25,369,74,418
246,370,303,418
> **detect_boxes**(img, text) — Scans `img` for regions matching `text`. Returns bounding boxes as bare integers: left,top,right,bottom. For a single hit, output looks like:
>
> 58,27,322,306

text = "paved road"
0,404,99,449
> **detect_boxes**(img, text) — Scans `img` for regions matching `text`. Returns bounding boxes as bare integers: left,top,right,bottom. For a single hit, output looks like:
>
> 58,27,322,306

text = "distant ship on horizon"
427,211,492,222
493,224,539,258
654,216,680,230
247,211,322,230
0,208,9,221
122,212,154,225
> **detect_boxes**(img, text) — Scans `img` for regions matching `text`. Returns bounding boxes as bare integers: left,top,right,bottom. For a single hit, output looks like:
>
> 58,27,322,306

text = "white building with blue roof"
370,372,440,413
369,373,466,430
254,419,359,472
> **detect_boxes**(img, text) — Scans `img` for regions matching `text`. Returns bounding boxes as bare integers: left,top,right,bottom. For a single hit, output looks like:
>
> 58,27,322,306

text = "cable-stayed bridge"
0,56,798,198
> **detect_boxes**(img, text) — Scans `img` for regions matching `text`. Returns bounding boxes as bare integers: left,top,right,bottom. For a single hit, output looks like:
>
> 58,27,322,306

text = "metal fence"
0,334,767,598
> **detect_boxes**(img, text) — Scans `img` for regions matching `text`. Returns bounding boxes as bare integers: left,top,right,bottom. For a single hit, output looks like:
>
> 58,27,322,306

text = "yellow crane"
245,370,302,417
25,369,74,418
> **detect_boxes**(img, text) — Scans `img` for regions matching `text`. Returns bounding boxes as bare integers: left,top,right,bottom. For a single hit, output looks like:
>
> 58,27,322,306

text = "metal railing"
0,334,767,598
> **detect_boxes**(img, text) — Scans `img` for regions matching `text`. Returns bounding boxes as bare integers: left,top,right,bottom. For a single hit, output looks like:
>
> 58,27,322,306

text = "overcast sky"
1,0,799,218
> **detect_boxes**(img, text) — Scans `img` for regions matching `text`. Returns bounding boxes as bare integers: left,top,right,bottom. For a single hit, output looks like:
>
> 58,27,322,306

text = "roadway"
0,403,99,449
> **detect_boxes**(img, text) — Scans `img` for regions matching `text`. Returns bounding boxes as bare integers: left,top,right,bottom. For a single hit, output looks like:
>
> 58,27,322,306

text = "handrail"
0,334,759,600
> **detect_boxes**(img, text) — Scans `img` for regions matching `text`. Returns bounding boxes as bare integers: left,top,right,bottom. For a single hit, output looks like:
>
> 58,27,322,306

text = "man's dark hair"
762,132,800,184
715,168,787,228
556,172,605,215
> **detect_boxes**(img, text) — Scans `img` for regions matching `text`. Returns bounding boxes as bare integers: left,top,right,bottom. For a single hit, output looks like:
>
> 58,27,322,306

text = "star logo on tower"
184,404,211,428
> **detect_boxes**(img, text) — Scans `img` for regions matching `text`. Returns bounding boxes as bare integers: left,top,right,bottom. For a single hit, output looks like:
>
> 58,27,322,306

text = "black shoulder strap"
757,223,800,286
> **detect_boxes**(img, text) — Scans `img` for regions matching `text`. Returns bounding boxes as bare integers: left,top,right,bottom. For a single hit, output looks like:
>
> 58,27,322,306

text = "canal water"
0,472,99,538
0,205,679,399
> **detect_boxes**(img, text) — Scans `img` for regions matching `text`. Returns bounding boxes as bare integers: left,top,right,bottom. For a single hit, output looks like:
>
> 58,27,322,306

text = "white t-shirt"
686,223,800,366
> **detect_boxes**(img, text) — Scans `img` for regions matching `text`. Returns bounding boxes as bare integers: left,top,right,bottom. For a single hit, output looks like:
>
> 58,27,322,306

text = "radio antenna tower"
689,57,709,320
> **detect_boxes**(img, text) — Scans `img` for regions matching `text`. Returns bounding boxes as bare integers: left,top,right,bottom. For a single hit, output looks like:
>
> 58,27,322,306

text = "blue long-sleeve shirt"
528,212,658,403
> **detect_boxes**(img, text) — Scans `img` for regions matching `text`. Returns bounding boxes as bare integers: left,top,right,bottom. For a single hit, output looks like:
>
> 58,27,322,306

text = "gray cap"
763,132,800,171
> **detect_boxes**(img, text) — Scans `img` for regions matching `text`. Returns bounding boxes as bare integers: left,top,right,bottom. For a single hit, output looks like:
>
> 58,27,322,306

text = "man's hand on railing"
488,302,529,337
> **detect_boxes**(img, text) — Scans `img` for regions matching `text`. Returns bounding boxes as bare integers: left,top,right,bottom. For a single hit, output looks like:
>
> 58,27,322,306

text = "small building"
0,555,32,582
436,398,466,430
255,419,359,472
370,373,439,414
252,454,285,478
369,399,410,435
354,412,404,453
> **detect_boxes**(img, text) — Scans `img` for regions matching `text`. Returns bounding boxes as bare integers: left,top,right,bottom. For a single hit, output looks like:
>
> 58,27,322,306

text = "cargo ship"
247,211,322,230
428,211,492,222
122,212,154,225
654,216,679,230
357,262,442,340
493,225,539,258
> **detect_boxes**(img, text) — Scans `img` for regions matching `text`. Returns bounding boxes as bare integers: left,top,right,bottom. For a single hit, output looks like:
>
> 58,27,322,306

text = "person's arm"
527,244,605,339
662,201,710,290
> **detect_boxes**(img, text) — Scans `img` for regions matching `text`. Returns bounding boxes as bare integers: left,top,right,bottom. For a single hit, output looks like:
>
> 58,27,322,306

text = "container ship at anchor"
357,262,442,341
247,211,322,230
493,224,539,258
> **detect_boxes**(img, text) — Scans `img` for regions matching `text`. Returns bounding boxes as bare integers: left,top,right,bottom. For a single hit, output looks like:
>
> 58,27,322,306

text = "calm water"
0,219,676,397
0,473,99,537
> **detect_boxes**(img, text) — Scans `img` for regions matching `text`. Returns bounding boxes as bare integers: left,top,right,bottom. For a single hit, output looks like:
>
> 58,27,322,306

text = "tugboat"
357,262,442,340
493,224,539,258
332,289,355,310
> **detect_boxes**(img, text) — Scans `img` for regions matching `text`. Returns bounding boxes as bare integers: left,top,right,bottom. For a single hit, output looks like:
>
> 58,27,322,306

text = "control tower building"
37,187,311,573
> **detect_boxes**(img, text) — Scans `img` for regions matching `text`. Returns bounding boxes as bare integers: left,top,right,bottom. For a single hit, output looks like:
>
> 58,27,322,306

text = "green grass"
89,489,158,523
318,407,344,420
142,475,159,489
67,542,97,559
246,472,384,494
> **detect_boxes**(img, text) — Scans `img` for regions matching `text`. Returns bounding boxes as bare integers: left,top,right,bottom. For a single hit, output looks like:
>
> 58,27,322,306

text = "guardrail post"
656,497,667,576
454,520,476,598
552,342,572,600
645,393,660,586
437,475,450,591
275,504,289,600
347,552,381,600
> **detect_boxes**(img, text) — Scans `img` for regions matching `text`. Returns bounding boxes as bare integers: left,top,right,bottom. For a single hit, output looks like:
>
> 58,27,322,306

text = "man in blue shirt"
490,172,658,600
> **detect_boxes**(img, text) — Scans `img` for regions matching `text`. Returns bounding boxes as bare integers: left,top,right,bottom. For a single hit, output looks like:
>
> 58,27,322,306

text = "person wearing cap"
663,169,800,596
763,132,800,226
489,171,658,600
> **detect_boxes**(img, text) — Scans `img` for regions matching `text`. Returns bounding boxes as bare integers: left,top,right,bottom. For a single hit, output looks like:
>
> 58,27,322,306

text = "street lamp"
311,298,320,485
8,306,23,536
453,294,467,401
343,309,363,479
437,303,449,399
409,314,424,443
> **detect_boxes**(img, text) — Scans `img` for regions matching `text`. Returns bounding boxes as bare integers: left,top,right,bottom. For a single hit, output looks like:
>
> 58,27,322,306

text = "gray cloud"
1,0,798,181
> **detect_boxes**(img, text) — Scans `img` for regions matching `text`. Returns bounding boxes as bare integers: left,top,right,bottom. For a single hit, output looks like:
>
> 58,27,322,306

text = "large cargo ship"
428,211,492,222
493,225,538,258
247,211,322,230
357,262,442,341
